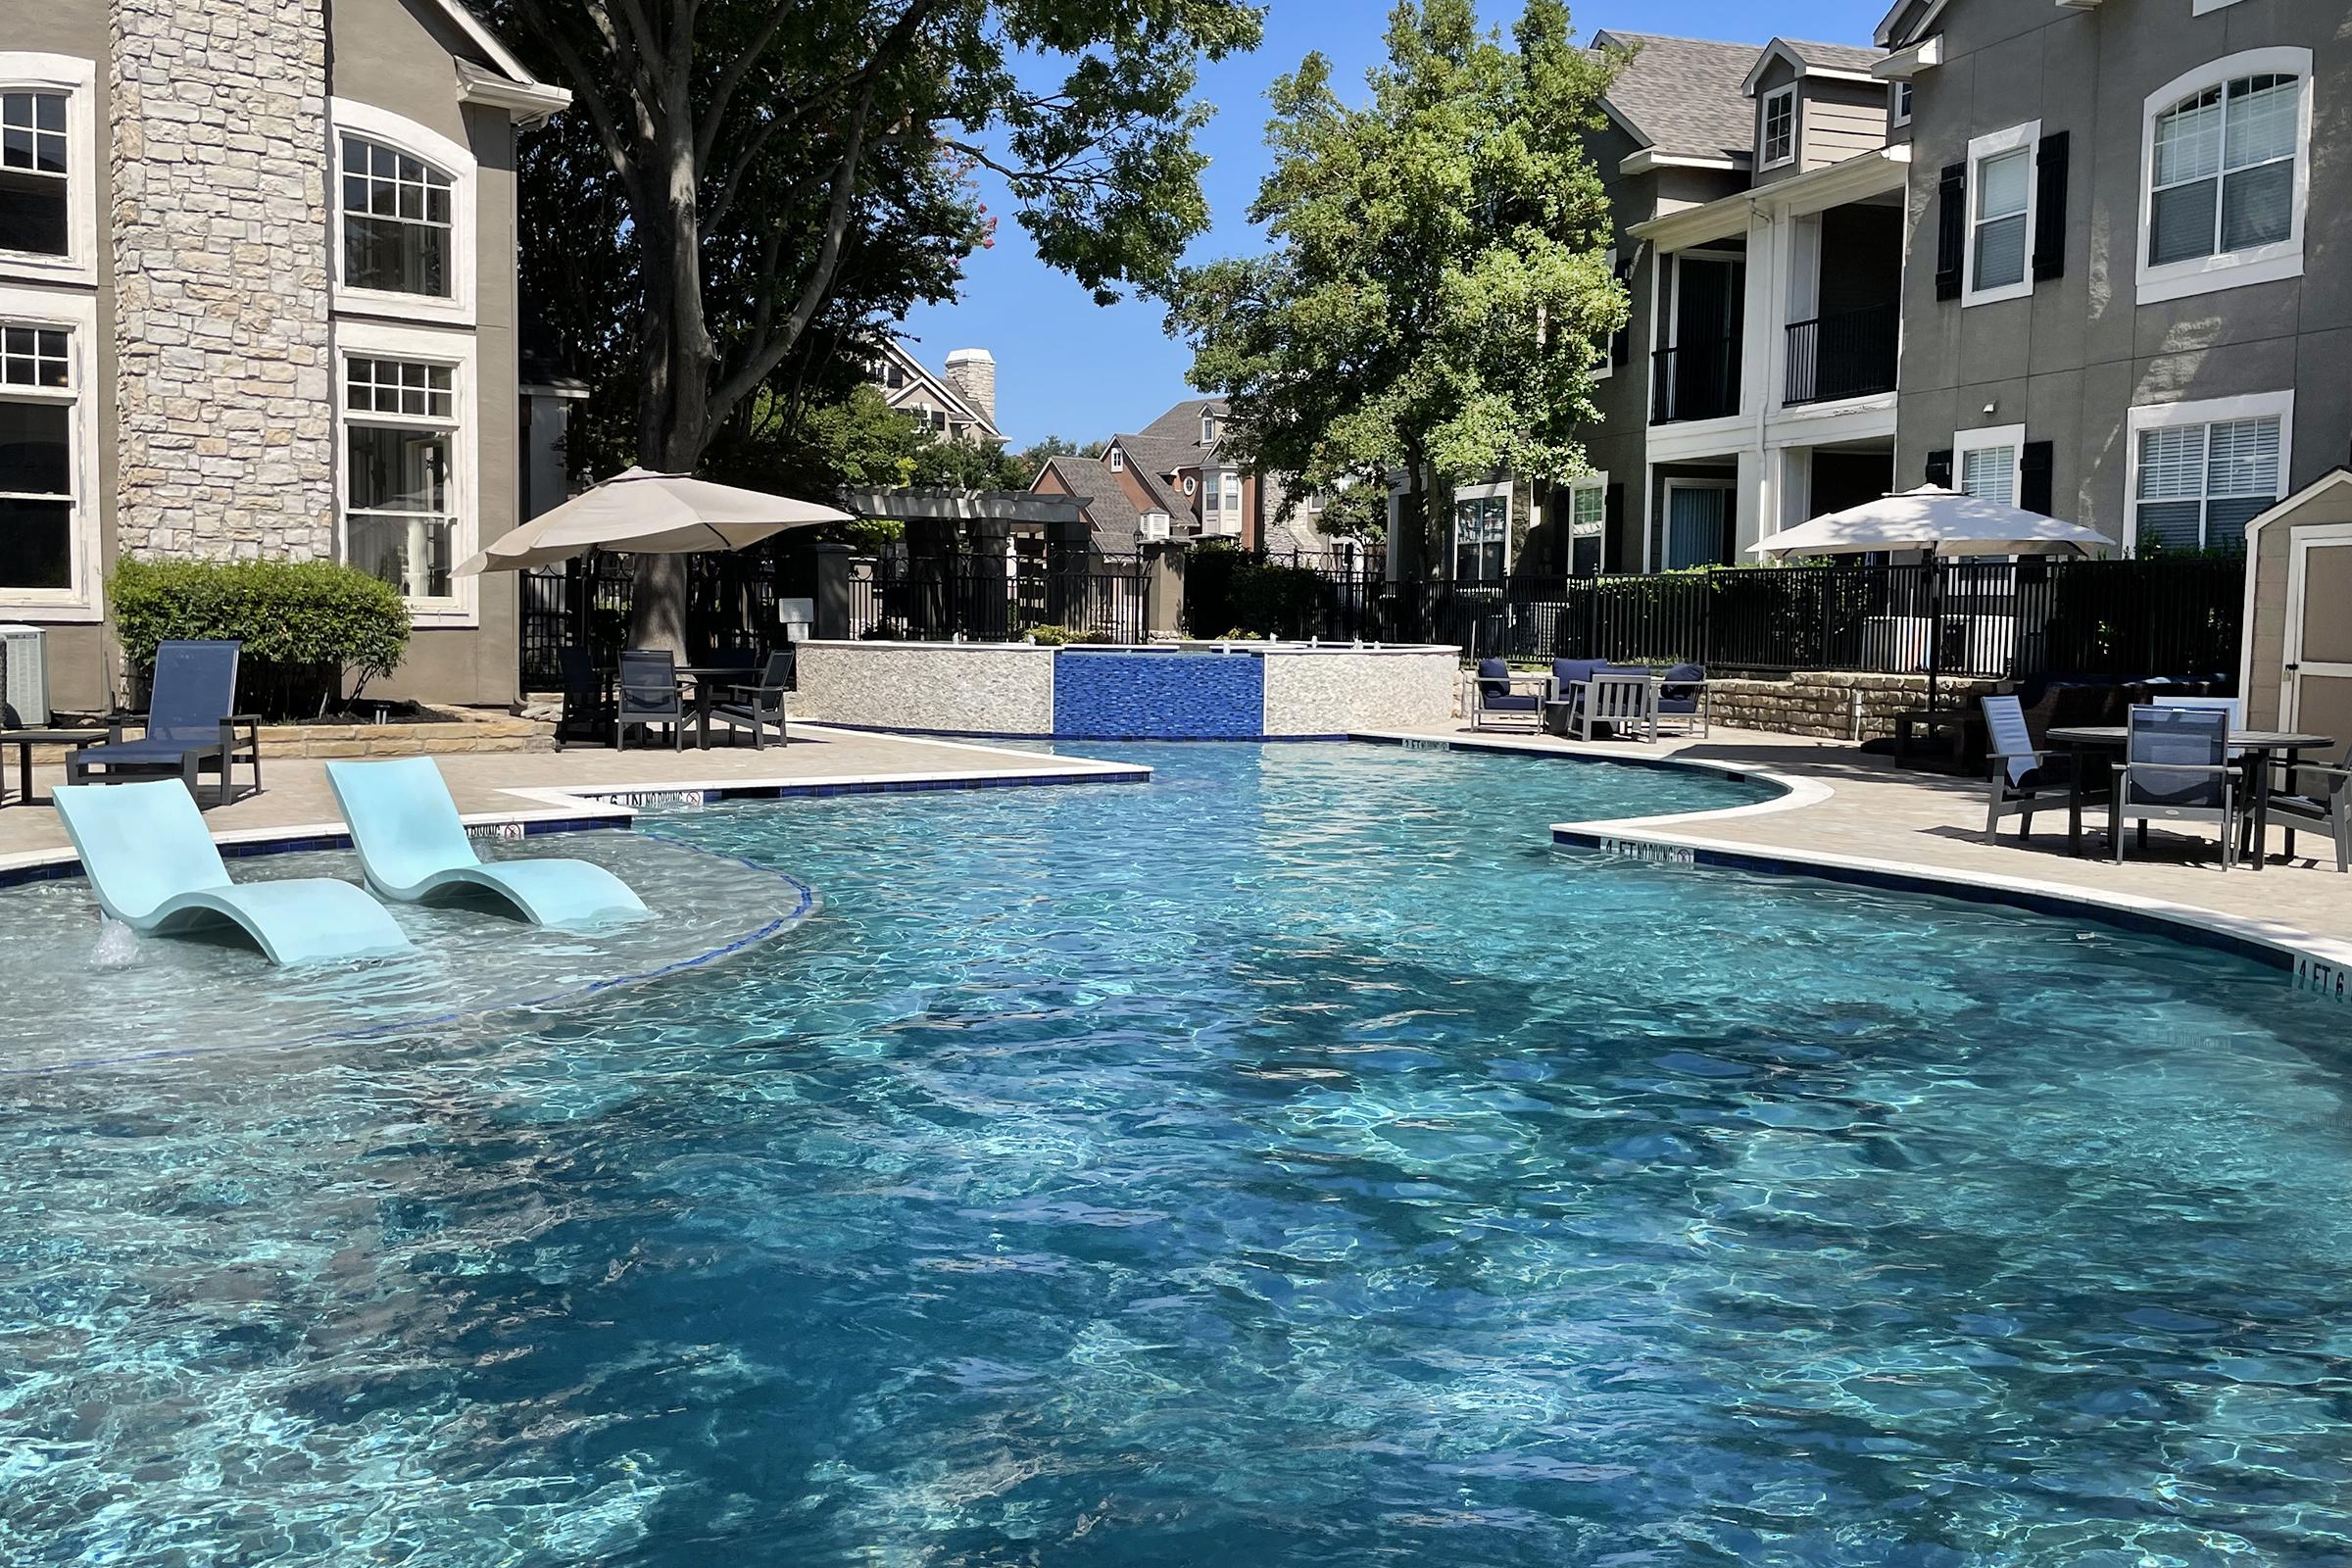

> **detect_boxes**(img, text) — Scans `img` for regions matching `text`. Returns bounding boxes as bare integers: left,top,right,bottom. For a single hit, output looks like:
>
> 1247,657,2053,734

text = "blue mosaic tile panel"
1053,652,1264,739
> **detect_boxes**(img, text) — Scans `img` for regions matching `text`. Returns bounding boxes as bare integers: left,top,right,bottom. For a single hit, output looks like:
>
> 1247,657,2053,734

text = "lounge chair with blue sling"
50,779,410,964
66,639,260,807
326,756,647,926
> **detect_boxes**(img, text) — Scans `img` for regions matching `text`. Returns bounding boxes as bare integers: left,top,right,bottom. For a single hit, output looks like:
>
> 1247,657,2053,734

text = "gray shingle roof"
1041,456,1143,556
1594,31,1763,164
1783,38,1887,74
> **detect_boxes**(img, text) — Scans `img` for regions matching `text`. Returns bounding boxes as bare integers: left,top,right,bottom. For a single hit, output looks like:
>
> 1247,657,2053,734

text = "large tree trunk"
627,136,714,656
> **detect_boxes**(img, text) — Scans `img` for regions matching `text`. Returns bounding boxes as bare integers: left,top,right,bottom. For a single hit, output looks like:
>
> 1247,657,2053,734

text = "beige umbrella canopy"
1751,485,2118,559
455,466,856,574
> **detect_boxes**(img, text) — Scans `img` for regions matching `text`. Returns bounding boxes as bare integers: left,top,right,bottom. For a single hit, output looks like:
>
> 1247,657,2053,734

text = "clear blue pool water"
4,741,2351,1566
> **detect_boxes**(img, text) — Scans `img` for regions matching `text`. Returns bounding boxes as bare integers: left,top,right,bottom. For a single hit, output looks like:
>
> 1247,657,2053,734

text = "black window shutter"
1603,481,1625,572
2020,440,2055,514
1935,163,1966,301
2032,131,2069,282
1926,448,1954,488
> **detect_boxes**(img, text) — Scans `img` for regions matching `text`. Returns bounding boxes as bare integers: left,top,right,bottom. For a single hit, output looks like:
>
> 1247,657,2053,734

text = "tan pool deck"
5,717,2348,979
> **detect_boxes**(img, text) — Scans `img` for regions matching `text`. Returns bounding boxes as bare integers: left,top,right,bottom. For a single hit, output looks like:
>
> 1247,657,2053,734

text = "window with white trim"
0,56,94,284
1566,475,1606,576
1200,412,1217,444
1954,423,2024,508
340,134,453,296
1222,471,1242,516
344,352,460,602
1964,122,2037,305
330,100,475,323
0,318,74,593
1452,486,1509,582
1202,468,1221,516
1761,85,1796,169
2128,394,2289,553
1890,81,1913,127
1108,446,1124,472
2137,50,2310,304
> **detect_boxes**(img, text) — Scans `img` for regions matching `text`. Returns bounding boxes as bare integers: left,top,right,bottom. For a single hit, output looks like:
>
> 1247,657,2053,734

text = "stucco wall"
1261,649,1458,736
792,642,1055,736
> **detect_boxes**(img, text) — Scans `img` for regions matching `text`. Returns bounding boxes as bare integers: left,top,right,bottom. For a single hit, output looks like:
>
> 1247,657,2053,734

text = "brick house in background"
0,0,566,713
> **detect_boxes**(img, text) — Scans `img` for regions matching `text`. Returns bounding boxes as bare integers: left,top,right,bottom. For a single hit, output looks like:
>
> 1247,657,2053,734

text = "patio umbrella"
1749,486,2120,715
454,466,855,574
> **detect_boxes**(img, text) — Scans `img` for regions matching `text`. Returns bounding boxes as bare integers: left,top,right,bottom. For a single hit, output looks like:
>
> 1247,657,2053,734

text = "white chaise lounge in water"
325,757,648,927
51,780,412,965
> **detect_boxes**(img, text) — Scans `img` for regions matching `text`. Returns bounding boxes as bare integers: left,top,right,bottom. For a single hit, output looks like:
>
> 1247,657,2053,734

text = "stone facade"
107,0,335,561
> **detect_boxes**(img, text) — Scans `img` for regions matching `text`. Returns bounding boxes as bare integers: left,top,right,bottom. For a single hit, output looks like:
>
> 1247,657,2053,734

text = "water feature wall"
793,642,1458,740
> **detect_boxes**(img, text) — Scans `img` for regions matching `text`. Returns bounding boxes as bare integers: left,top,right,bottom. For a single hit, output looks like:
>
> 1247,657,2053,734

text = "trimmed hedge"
110,558,412,714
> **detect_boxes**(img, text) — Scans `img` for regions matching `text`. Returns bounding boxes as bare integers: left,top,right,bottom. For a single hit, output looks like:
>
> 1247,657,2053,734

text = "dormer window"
1201,412,1218,444
1108,447,1124,472
1761,84,1796,169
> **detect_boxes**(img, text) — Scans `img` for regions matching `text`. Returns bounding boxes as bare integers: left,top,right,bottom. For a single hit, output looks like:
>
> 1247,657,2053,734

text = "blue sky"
899,0,1886,449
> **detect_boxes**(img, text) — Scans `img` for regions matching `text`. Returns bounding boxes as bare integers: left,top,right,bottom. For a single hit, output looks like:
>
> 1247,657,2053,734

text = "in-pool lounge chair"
326,757,648,926
51,779,409,964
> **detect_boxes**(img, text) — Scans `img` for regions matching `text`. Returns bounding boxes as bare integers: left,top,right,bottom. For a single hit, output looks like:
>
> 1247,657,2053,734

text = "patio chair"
2153,695,2246,757
1570,668,1658,743
1470,658,1544,731
710,650,793,750
2267,741,2352,873
2112,704,2239,868
615,648,687,751
65,639,260,808
1657,662,1710,738
50,778,409,965
1980,693,2069,844
554,646,614,752
326,757,647,927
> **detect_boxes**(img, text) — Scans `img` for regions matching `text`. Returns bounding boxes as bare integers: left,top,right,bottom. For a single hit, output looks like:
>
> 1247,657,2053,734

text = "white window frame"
1660,476,1736,570
1450,479,1512,583
0,54,96,288
1107,446,1124,472
330,99,477,327
1953,422,2026,507
1890,80,1913,127
1760,84,1798,170
1565,472,1607,575
1200,412,1217,444
1962,120,2039,308
334,319,478,626
0,282,98,618
2134,49,2310,307
2124,390,2292,556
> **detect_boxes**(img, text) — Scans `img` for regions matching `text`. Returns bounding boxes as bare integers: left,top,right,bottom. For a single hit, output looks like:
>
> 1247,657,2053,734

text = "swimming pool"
3,742,2349,1564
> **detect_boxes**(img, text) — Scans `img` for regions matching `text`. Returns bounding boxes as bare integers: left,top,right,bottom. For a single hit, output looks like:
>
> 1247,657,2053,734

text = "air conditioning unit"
0,624,46,726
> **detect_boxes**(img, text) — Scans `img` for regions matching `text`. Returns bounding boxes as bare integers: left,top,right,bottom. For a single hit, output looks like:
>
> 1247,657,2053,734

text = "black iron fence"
519,548,804,689
1390,557,2245,682
1784,303,1899,406
850,553,1151,644
1182,547,1387,642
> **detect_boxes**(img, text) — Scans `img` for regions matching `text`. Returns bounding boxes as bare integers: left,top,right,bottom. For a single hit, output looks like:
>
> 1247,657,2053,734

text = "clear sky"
899,0,1886,449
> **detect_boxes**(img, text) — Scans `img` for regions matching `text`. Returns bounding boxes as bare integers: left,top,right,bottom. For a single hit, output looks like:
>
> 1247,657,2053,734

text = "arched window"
2138,50,2310,304
330,101,476,322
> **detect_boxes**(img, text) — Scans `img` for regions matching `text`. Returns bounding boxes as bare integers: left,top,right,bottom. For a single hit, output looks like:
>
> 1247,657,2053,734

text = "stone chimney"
109,0,335,560
943,348,997,428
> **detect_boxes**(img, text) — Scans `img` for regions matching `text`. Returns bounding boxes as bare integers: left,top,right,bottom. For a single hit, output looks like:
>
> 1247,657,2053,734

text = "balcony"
1650,337,1740,424
1783,303,1898,407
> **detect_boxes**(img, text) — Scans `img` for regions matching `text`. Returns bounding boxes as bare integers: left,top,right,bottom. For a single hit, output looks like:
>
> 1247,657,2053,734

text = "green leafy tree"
496,0,1263,649
1167,0,1623,577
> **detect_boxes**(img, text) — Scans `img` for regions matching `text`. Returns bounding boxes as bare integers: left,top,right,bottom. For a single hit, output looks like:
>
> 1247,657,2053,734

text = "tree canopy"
494,0,1264,643
1166,0,1622,571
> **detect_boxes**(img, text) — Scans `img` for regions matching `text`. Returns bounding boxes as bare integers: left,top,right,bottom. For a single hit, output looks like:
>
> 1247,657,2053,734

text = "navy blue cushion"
1475,657,1512,702
1484,693,1541,712
1551,659,1605,690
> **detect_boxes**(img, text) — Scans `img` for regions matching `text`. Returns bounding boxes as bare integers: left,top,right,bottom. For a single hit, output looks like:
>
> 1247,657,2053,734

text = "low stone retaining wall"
1706,672,1998,740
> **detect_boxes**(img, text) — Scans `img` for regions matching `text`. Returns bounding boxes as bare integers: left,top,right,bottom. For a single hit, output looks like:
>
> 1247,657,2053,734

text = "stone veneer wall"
792,642,1056,735
1261,649,1457,736
109,0,335,560
1705,672,1999,740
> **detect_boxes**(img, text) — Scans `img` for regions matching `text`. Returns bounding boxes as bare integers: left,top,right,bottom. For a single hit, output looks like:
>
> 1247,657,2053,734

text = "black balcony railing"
1650,335,1740,423
1784,303,1899,406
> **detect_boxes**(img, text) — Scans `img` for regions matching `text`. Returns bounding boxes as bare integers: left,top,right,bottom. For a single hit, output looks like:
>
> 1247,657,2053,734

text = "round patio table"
2046,724,2334,868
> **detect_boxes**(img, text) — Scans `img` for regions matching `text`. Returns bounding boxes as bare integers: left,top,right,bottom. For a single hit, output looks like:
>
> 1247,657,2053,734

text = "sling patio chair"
1979,693,2071,844
51,778,409,965
2112,704,2240,868
326,757,647,927
710,650,794,749
554,646,615,752
615,648,689,751
66,639,260,808
2267,741,2352,873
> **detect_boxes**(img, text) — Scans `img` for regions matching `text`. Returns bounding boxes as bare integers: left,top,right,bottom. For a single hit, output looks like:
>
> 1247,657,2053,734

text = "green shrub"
110,558,412,714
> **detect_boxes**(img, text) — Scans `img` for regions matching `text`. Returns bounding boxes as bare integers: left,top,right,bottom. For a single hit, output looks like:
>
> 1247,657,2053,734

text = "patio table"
676,664,759,749
0,728,92,808
2046,724,2334,869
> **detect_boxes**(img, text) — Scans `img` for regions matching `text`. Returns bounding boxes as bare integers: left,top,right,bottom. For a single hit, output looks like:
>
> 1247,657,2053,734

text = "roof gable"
1592,31,1764,165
